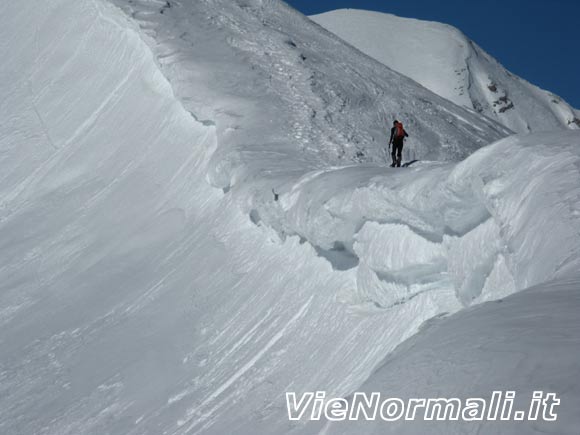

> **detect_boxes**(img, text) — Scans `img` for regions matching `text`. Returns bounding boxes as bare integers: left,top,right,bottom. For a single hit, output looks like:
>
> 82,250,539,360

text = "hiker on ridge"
389,120,409,167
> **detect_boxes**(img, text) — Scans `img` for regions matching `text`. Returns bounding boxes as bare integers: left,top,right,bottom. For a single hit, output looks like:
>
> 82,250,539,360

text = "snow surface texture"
107,0,512,192
311,9,580,134
316,277,580,435
0,0,579,434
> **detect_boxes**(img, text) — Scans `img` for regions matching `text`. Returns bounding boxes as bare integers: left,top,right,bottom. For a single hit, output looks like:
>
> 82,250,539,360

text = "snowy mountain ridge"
0,1,579,434
311,9,580,133
107,0,512,196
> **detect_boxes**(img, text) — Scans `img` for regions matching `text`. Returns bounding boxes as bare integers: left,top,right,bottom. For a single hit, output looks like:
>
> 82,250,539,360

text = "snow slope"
0,0,579,434
311,9,580,133
106,0,512,192
316,277,580,435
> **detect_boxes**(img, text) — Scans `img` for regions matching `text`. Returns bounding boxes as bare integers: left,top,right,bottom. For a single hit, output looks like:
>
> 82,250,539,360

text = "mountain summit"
311,9,580,133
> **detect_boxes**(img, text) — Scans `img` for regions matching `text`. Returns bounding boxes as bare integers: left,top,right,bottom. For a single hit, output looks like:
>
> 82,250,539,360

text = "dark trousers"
391,140,404,167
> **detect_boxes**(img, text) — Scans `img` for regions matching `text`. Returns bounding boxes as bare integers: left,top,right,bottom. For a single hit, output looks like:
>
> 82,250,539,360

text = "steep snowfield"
311,9,580,133
107,0,512,192
1,0,579,434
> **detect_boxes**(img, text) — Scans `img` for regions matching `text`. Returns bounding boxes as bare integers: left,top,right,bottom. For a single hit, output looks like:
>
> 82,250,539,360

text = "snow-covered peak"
311,9,580,133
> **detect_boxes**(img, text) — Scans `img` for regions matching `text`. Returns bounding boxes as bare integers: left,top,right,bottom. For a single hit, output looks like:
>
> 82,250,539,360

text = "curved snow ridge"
311,9,580,133
0,3,484,434
0,0,222,432
2,1,579,434
105,0,511,198
257,131,580,307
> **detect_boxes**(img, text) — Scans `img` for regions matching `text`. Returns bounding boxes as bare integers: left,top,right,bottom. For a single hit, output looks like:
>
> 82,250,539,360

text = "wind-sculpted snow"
312,9,580,134
0,0,579,434
261,131,580,307
316,277,580,435
107,0,511,196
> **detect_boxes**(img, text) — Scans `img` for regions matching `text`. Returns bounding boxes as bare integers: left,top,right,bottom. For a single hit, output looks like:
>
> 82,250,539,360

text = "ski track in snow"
0,1,579,434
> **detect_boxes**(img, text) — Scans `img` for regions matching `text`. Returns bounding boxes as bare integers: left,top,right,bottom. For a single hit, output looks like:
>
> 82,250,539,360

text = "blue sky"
286,0,580,109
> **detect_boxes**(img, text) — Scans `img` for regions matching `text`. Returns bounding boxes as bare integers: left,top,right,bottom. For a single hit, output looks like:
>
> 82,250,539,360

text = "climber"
389,120,409,167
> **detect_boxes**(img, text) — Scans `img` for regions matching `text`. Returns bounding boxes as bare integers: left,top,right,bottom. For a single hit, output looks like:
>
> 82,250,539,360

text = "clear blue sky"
286,0,580,109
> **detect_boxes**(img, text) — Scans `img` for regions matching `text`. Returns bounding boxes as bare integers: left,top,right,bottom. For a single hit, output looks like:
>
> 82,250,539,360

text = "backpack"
394,122,406,140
